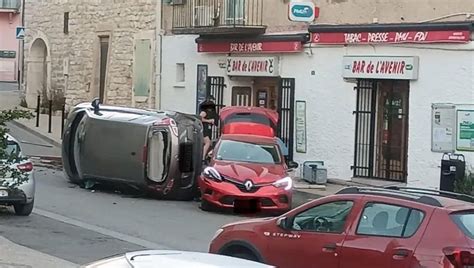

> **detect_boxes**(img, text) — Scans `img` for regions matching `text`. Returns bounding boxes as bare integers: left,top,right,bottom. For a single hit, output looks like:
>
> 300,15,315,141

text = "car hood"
212,161,286,184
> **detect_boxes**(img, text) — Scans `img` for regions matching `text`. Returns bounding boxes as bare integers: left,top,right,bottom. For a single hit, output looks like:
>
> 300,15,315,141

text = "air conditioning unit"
193,6,214,27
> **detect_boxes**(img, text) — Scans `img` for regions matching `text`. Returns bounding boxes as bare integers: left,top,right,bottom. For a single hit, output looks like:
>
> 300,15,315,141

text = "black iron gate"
352,80,378,178
278,78,295,161
352,79,409,182
207,76,226,140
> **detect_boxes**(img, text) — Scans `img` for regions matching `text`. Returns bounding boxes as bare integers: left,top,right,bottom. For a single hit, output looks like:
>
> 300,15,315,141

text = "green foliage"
0,109,34,189
454,171,474,196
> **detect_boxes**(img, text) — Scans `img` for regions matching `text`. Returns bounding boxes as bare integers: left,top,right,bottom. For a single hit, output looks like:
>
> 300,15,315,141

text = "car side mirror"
91,98,101,114
207,150,213,158
288,161,299,170
276,217,290,230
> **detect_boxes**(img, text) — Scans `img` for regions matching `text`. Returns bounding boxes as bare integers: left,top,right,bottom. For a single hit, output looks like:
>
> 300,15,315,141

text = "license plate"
234,199,260,214
0,190,8,197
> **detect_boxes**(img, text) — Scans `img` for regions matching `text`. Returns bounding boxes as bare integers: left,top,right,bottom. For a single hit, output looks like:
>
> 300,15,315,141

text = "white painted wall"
283,43,474,189
162,34,474,189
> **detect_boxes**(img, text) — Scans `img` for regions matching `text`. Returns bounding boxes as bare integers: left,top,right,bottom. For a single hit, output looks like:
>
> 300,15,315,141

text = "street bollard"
61,100,66,139
48,100,52,133
36,95,40,127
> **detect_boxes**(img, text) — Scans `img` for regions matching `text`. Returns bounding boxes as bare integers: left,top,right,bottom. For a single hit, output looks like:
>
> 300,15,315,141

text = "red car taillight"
153,117,179,136
17,162,33,172
443,247,474,267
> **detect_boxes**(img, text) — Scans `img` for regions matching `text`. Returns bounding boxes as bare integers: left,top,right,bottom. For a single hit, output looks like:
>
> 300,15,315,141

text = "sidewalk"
0,84,63,148
0,236,77,268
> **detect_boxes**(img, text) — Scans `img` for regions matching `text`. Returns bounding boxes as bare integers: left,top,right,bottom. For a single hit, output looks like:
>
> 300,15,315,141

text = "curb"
10,120,62,148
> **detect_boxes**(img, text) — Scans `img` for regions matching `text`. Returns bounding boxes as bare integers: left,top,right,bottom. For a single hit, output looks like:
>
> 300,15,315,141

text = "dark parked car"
210,186,474,268
62,99,203,201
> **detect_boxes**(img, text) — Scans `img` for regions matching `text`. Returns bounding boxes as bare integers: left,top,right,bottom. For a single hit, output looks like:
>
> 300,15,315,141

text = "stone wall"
23,0,157,111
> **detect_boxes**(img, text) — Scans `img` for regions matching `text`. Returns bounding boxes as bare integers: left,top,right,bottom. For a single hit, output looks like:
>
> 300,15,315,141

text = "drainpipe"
155,0,163,110
19,0,25,89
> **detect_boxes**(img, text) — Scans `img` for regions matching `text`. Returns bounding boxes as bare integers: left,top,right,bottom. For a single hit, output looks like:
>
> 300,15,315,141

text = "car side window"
356,203,425,238
292,201,354,233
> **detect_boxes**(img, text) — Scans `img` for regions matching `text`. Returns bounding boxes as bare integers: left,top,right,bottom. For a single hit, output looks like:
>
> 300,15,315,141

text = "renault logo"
244,180,254,191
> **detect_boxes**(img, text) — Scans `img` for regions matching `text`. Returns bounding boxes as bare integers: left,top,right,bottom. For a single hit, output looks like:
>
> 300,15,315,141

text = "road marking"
34,208,172,250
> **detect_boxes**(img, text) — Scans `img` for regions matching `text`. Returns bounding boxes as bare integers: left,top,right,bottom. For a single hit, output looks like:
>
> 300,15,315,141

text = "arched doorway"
26,38,48,108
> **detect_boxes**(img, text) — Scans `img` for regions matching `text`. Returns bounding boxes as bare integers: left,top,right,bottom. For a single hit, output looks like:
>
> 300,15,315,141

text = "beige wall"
24,0,158,110
163,0,474,33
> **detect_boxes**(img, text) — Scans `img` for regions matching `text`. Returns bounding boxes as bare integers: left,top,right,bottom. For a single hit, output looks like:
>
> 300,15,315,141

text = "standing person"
199,96,217,164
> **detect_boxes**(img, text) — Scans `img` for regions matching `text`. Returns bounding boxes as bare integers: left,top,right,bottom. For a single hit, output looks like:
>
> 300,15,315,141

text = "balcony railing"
172,0,266,35
0,0,21,11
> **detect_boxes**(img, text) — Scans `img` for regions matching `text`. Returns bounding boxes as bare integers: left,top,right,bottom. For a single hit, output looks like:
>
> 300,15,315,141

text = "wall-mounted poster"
431,103,456,152
456,110,474,151
196,64,208,113
295,100,307,153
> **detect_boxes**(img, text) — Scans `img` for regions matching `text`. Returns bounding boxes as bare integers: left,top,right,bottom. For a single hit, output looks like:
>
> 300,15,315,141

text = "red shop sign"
197,41,303,53
311,30,471,44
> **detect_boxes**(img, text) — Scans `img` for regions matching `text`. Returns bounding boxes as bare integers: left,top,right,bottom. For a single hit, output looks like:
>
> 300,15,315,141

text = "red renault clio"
198,107,298,214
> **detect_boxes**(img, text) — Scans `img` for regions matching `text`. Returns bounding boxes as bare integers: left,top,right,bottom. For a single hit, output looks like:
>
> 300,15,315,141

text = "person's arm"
200,111,214,124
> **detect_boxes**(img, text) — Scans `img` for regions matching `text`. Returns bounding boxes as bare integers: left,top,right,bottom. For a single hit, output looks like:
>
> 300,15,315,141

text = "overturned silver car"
62,99,203,200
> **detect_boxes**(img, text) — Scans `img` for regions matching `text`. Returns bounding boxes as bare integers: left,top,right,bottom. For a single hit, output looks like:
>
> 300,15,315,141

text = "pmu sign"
288,2,317,22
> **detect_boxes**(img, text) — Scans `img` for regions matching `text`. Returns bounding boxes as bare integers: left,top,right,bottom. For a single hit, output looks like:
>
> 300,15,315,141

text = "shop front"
161,33,309,161
298,21,474,187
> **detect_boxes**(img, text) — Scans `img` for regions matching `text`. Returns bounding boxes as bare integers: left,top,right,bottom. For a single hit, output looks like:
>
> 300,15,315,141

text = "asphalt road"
1,123,248,265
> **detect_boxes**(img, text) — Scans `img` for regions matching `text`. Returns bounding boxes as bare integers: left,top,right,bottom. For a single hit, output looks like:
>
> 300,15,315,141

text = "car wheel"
13,200,34,216
200,199,213,211
226,249,259,262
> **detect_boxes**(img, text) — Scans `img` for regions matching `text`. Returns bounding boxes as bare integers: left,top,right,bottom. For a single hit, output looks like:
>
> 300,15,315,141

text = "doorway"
253,78,279,110
353,79,409,182
98,36,110,103
26,38,48,108
231,87,251,106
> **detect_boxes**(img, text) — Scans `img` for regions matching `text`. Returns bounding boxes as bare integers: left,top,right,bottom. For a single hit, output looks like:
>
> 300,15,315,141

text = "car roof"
4,133,18,143
122,250,273,268
220,134,278,144
336,186,474,209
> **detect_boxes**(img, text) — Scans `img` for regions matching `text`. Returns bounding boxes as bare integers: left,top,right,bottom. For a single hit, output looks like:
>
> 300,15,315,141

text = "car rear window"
451,211,474,239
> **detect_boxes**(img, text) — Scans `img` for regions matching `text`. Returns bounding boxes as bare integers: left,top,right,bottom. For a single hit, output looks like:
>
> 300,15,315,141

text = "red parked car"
209,186,474,268
198,106,298,214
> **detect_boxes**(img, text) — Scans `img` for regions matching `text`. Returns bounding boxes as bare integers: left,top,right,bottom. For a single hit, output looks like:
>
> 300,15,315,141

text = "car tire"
227,250,259,262
200,199,213,211
13,200,34,216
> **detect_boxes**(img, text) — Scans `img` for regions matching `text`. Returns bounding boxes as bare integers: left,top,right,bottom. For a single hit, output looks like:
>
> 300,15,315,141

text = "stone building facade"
23,0,158,110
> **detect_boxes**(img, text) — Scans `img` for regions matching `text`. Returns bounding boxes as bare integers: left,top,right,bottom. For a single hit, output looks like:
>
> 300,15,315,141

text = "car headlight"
202,167,222,182
211,228,224,241
272,177,293,191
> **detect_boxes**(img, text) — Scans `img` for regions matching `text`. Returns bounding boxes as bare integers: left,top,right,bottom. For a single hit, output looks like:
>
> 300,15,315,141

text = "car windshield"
216,140,281,164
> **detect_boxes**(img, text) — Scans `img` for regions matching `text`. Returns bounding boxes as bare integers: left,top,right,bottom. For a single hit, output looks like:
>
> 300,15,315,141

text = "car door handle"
393,249,409,259
322,243,337,252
